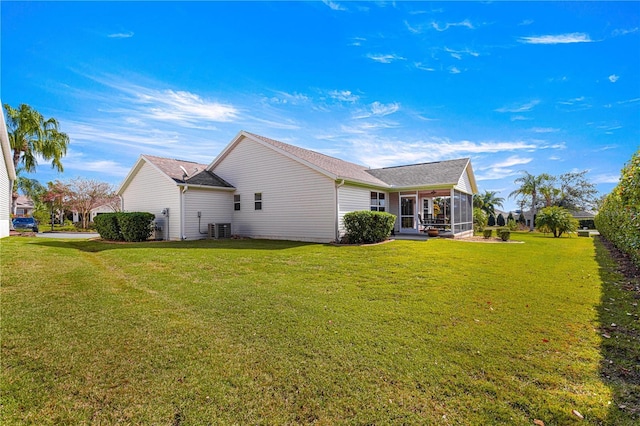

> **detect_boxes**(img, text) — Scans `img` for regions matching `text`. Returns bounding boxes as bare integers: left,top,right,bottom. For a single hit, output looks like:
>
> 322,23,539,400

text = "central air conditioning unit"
208,223,231,239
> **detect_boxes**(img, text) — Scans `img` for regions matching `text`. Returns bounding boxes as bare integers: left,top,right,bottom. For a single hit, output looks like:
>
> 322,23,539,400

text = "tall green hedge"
595,150,640,267
94,212,155,242
342,211,396,244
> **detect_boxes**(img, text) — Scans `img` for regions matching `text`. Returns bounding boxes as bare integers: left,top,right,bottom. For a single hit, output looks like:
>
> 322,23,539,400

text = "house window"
234,194,241,211
254,193,262,210
370,192,386,212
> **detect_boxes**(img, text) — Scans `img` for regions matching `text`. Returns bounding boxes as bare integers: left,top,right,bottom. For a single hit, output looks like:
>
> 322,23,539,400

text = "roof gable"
209,131,388,187
118,155,233,195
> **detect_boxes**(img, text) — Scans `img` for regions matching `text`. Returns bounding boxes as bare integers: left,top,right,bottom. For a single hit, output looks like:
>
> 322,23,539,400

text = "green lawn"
1,233,637,424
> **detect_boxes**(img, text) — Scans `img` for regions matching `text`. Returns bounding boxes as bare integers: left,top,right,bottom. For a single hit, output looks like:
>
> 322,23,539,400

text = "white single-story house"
72,203,119,224
13,195,34,217
118,131,478,242
1,110,17,238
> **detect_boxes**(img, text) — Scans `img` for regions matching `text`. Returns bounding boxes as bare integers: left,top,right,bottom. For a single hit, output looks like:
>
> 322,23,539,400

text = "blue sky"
2,1,639,211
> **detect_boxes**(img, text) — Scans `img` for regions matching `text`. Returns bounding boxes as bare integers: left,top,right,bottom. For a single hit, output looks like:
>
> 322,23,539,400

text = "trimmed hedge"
483,229,493,239
94,213,122,241
94,212,155,242
342,211,396,244
595,150,640,267
497,228,511,241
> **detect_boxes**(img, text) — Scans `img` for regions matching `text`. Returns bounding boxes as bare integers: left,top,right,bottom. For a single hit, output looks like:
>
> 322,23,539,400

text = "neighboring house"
13,195,34,217
72,203,119,224
1,110,17,238
118,130,478,242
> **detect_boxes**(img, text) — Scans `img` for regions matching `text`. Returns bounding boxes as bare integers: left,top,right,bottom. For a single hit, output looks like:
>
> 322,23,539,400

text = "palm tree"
4,103,69,215
478,190,504,217
4,103,69,173
509,172,552,231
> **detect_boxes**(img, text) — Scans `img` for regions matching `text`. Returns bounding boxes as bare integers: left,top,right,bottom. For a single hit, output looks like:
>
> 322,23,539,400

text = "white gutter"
335,179,345,242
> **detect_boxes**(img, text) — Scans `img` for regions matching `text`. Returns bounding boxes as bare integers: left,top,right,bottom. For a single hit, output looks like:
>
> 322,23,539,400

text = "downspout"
181,185,188,240
335,179,345,242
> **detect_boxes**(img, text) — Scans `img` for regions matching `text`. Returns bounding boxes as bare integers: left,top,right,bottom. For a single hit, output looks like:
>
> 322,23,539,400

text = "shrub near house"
95,212,155,242
342,211,395,244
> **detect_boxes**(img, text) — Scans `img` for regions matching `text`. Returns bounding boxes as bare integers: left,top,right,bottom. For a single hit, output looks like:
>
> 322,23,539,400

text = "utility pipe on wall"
180,186,188,240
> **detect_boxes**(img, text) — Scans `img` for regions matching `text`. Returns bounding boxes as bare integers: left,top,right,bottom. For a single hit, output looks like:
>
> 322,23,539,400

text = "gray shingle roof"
244,132,388,186
366,158,471,188
143,155,233,188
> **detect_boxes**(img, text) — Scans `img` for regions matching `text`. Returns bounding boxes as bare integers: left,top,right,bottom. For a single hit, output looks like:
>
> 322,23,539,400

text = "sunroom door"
400,195,417,233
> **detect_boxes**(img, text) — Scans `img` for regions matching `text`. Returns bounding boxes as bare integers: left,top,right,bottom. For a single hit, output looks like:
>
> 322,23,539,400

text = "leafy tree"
496,213,506,227
488,214,496,227
509,172,553,231
65,178,119,229
41,181,70,230
555,170,599,211
535,206,578,237
507,212,514,223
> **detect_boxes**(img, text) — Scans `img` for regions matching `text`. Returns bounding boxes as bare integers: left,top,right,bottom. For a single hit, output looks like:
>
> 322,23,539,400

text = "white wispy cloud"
366,53,406,63
612,27,639,37
519,32,593,44
350,37,366,47
322,0,346,11
487,155,533,169
519,19,534,26
349,137,548,168
609,74,620,83
592,173,620,184
137,89,239,124
495,100,540,113
431,19,474,31
445,47,479,59
370,101,400,116
328,89,359,103
530,127,559,133
107,31,134,39
449,66,461,74
266,90,310,105
414,62,435,71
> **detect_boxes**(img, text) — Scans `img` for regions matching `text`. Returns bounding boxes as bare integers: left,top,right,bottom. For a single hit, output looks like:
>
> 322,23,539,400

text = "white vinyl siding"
0,154,9,238
213,136,336,243
121,161,181,240
183,188,233,240
456,166,473,194
337,185,372,237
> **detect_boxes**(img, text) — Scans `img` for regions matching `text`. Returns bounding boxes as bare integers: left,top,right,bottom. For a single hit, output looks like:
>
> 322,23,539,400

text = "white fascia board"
0,111,16,180
465,160,479,194
206,129,245,171
178,183,236,191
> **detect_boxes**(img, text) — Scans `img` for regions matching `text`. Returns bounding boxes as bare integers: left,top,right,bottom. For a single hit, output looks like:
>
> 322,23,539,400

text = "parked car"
12,217,39,233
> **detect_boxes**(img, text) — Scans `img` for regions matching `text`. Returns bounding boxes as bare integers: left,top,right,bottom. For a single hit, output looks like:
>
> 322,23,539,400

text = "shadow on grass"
32,238,318,253
594,236,640,423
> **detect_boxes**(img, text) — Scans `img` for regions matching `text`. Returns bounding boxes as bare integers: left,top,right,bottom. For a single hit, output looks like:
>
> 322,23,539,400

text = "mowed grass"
0,233,636,424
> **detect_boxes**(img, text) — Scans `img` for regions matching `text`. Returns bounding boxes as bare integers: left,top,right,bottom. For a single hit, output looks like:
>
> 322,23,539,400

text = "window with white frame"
234,194,241,211
254,193,262,210
370,192,386,212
